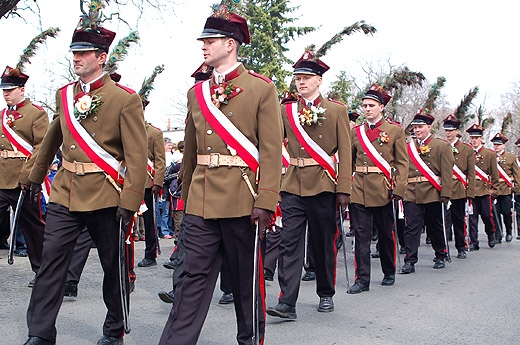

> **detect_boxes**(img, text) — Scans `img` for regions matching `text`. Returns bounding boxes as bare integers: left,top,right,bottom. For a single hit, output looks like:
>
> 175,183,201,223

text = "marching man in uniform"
401,111,453,273
23,20,147,345
442,115,475,259
466,124,499,251
348,84,408,293
490,133,520,243
266,49,351,319
158,4,282,345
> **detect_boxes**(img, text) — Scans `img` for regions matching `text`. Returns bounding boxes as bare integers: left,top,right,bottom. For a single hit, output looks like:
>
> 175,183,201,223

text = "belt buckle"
74,161,85,175
0,150,7,159
297,157,305,168
208,153,220,169
362,165,368,174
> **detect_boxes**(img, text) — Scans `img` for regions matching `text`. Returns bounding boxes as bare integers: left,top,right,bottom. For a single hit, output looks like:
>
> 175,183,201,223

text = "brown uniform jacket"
180,64,282,218
0,98,48,188
29,73,147,212
280,95,351,196
449,139,476,200
351,118,408,207
405,136,454,204
146,124,165,188
495,151,520,195
473,145,499,197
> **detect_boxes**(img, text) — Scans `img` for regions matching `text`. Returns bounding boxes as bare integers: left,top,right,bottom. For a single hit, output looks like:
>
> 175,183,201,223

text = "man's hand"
440,196,450,205
336,193,350,218
116,207,134,229
30,182,42,203
250,207,273,241
390,193,403,201
151,185,162,198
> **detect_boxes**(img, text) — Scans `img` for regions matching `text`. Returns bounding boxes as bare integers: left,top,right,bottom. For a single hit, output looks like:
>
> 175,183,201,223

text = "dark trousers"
493,194,512,238
403,201,446,265
264,225,281,276
350,202,396,285
445,198,468,251
304,229,316,273
27,203,125,343
515,194,520,236
277,192,337,307
469,195,495,246
143,188,158,260
159,214,265,345
66,226,93,283
0,188,45,273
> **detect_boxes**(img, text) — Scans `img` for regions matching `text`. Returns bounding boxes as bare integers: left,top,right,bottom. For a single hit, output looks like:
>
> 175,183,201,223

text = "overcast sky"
1,0,519,131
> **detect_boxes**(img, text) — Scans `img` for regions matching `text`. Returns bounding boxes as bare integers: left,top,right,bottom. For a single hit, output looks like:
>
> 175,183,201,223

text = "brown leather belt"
197,153,248,169
289,157,320,167
0,150,27,159
355,166,383,174
62,159,104,175
499,178,514,183
408,176,439,183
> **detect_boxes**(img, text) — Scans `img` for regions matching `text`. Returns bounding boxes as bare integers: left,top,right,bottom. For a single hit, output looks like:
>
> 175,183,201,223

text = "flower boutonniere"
6,113,15,127
211,82,235,108
475,153,483,163
74,93,103,121
497,155,506,164
452,146,459,154
377,131,390,146
419,145,431,156
299,105,327,126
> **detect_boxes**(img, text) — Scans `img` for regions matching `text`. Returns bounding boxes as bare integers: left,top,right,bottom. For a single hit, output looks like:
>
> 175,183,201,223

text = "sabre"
492,198,504,238
303,221,309,269
118,219,131,334
153,193,161,255
338,205,350,290
8,191,25,265
464,199,471,251
252,222,260,345
511,193,517,239
392,199,402,271
441,202,451,262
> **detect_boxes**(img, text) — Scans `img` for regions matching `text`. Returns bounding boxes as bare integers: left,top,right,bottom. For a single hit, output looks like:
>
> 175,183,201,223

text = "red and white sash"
1,109,33,157
194,80,259,171
285,102,336,179
281,145,290,168
62,84,126,184
452,164,468,188
497,163,514,187
147,158,155,176
41,175,52,203
355,125,391,179
407,140,441,191
475,165,490,185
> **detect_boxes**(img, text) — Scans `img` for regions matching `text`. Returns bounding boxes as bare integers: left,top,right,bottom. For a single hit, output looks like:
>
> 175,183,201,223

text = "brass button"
71,144,76,150
207,130,213,135
207,147,212,152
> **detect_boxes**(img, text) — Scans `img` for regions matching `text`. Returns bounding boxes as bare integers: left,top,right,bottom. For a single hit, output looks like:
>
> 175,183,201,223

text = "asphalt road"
1,224,520,345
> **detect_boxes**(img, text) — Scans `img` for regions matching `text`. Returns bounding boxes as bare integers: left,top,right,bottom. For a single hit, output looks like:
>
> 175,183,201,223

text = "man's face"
201,38,230,67
444,128,459,142
3,87,24,106
362,98,384,122
493,143,505,152
470,136,482,148
294,74,322,99
413,124,431,141
72,50,106,80
165,142,173,152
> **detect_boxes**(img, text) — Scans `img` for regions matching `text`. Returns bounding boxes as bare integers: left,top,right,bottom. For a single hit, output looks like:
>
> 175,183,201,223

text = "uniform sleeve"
179,94,196,202
440,142,454,199
153,129,166,187
511,157,520,194
20,108,49,185
336,105,351,194
466,150,476,198
489,152,500,194
392,127,409,198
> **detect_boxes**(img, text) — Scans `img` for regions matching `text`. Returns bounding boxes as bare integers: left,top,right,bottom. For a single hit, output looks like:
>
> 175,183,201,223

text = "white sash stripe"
409,140,441,187
358,125,391,176
1,109,34,154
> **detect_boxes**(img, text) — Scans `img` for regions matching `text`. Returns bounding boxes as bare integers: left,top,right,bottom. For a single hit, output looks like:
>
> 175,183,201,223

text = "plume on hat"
211,0,243,17
16,27,60,72
138,65,165,104
105,31,140,75
78,0,108,30
422,76,446,115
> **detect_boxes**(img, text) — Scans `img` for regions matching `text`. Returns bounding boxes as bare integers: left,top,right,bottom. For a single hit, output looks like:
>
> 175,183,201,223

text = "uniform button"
1,144,4,148
207,147,212,152
318,135,323,139
12,126,16,129
71,145,76,150
93,116,98,122
91,133,96,138
228,112,233,117
318,122,323,127
300,147,305,151
1,134,4,138
207,130,213,135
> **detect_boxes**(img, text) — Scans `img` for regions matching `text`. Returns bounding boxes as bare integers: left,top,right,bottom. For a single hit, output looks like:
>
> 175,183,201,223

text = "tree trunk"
0,0,22,19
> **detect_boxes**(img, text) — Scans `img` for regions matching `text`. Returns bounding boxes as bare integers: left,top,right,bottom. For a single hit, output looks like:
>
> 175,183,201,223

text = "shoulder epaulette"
58,81,75,91
463,142,473,148
386,118,403,128
353,123,363,129
327,98,346,107
116,83,136,94
31,103,44,111
189,80,205,91
438,137,448,143
248,70,272,83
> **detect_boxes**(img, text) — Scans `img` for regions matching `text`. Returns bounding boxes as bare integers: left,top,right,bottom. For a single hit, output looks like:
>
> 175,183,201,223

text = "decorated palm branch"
104,31,140,75
211,0,243,13
501,112,512,134
453,86,478,130
138,65,166,105
15,27,60,72
422,76,446,115
475,104,494,129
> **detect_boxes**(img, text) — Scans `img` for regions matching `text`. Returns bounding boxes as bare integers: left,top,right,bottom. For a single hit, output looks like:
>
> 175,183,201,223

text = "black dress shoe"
28,275,36,288
15,250,28,257
488,235,496,248
129,281,135,293
400,263,415,274
381,275,395,286
137,258,157,267
0,242,9,250
158,290,175,303
301,271,316,281
371,251,380,258
97,335,123,345
264,269,274,281
347,282,369,294
23,336,55,345
506,234,513,242
399,247,406,255
469,244,479,251
433,258,445,269
64,282,78,297
266,303,297,319
456,251,467,259
219,293,234,304
163,260,177,270
317,297,334,312
425,237,431,245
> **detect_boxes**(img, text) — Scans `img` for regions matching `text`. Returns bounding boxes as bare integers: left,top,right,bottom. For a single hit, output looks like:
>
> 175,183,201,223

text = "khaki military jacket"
351,118,408,207
495,151,520,195
145,124,165,188
0,98,48,188
405,136,454,204
449,139,476,200
29,73,147,212
280,95,351,197
473,145,499,197
180,64,282,218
